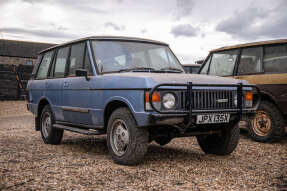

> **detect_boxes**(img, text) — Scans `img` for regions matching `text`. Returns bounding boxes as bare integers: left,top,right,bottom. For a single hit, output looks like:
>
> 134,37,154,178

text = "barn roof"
0,39,56,59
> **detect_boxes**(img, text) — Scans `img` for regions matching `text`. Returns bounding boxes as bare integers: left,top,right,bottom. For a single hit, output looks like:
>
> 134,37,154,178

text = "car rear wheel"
40,105,63,144
196,123,240,155
107,107,149,165
247,101,285,142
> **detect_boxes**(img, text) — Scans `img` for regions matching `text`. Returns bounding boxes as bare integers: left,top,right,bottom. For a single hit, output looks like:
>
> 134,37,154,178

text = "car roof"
40,36,169,54
183,64,201,67
210,38,287,52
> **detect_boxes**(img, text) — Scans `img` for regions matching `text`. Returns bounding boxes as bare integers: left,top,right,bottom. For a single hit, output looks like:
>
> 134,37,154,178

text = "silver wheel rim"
42,112,51,138
110,119,129,156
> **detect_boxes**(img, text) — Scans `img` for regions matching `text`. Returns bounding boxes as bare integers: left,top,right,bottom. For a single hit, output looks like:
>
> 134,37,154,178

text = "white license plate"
196,113,230,124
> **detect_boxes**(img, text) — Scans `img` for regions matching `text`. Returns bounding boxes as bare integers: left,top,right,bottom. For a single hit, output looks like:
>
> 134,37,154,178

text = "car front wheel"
107,107,149,165
247,101,285,142
196,123,240,155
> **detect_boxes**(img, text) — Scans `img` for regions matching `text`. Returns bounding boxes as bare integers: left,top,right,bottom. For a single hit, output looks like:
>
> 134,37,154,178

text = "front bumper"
144,82,260,126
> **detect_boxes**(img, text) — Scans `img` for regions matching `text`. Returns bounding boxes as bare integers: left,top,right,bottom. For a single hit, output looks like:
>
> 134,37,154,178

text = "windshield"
91,40,184,73
200,50,239,76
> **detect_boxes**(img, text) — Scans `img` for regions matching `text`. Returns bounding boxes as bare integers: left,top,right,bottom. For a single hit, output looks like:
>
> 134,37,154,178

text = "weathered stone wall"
0,56,36,66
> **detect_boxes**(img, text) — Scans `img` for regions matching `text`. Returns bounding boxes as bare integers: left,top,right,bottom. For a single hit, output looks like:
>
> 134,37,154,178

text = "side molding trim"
62,106,89,113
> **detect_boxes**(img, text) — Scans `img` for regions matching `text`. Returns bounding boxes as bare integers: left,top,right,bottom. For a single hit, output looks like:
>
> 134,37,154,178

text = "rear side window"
54,47,69,78
68,43,85,76
209,50,238,76
237,47,263,75
36,51,53,79
264,44,287,74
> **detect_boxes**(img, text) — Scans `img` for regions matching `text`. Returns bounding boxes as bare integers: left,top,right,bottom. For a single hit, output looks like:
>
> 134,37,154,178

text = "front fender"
104,96,137,113
103,95,149,127
35,96,54,117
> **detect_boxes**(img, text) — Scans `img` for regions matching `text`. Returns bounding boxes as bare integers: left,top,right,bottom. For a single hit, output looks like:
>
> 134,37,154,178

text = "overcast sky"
0,0,286,64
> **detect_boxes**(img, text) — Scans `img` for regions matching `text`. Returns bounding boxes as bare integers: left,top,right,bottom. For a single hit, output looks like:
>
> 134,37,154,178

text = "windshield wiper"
160,67,183,73
119,67,156,72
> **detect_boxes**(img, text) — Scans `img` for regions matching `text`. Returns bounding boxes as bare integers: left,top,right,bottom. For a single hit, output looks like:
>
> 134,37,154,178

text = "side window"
36,51,53,79
84,49,93,75
238,47,263,75
68,43,85,76
200,55,211,74
264,44,287,74
209,50,238,76
54,47,69,78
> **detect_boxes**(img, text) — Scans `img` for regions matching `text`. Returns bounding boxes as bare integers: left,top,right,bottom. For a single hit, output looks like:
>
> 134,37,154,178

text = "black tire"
107,107,149,165
196,123,240,155
40,105,64,144
154,136,172,146
247,101,285,142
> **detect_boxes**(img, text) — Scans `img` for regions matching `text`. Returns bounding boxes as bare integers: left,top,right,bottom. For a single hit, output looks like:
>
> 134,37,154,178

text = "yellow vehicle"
200,39,287,142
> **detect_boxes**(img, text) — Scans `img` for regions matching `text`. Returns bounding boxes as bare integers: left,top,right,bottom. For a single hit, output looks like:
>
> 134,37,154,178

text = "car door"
33,50,54,108
235,44,287,114
233,46,264,82
262,44,287,114
62,41,94,125
46,46,69,122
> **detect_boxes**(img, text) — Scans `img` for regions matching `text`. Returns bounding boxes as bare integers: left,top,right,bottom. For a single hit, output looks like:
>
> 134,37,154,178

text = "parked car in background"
183,64,201,74
27,36,259,165
199,39,287,142
195,59,204,65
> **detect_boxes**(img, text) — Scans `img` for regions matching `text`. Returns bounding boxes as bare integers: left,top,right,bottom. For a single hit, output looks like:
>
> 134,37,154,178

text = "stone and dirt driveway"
0,101,286,190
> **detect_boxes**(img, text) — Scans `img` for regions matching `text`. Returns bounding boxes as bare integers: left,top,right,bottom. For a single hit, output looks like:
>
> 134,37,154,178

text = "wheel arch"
35,97,51,131
259,91,283,114
104,98,137,130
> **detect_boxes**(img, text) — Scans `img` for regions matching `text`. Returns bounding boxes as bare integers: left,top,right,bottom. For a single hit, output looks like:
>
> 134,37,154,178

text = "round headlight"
162,93,176,110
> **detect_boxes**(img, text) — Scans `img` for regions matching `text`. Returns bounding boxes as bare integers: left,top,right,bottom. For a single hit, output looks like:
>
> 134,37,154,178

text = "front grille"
190,90,237,110
149,82,257,114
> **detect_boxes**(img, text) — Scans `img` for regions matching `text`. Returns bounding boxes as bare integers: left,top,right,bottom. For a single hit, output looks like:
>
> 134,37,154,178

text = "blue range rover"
27,36,260,165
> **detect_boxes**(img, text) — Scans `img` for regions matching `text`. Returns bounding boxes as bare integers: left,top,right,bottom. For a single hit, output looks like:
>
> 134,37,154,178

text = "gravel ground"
0,101,286,191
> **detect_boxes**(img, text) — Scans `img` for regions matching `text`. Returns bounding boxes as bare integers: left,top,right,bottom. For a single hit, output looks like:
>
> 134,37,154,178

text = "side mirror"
75,69,90,81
